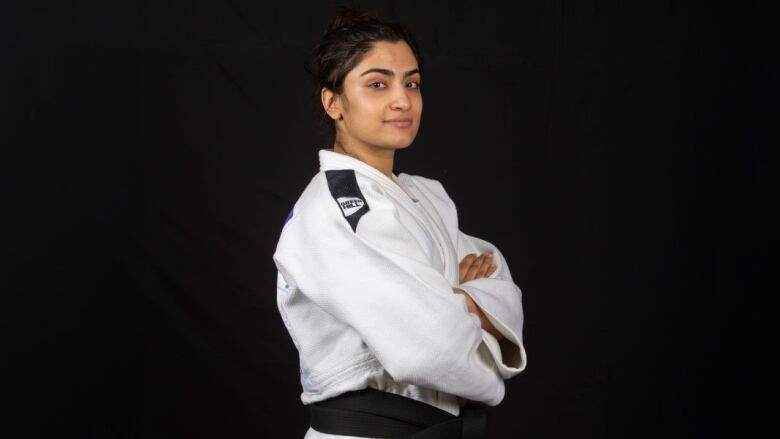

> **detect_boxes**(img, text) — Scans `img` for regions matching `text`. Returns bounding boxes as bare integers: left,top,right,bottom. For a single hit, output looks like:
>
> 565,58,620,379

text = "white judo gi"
273,148,527,439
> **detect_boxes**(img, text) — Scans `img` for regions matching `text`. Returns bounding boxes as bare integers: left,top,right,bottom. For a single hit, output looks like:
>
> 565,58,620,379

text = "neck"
333,137,395,179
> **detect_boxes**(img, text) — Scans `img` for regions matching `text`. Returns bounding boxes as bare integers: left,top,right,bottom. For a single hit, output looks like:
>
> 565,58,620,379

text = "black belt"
309,388,487,439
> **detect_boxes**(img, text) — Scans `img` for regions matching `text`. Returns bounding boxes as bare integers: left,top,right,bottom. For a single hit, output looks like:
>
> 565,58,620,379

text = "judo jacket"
273,149,527,426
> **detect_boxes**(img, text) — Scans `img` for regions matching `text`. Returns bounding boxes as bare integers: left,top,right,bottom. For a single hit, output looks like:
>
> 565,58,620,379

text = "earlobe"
320,87,342,121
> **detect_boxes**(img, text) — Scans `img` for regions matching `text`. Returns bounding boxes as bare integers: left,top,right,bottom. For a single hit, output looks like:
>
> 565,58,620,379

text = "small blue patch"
284,207,294,225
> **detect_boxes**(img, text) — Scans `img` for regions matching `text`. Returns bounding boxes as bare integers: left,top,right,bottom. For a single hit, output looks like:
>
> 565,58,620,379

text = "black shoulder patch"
325,170,371,233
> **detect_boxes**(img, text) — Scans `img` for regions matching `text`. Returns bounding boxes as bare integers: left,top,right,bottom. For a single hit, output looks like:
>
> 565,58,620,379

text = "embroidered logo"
325,169,371,233
336,196,365,217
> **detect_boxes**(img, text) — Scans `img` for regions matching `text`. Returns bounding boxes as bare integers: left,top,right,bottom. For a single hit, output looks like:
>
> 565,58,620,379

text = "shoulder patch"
325,169,370,233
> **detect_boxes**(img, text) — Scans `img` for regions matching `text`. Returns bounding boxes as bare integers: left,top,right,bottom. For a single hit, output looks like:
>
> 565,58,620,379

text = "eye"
368,81,386,89
407,81,421,89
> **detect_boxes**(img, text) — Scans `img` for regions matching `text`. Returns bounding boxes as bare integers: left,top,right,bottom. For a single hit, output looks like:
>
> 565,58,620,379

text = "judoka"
272,7,527,437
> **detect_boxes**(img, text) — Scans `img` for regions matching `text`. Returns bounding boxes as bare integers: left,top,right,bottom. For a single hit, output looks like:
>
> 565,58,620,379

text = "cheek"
411,93,423,115
351,94,384,121
412,95,422,119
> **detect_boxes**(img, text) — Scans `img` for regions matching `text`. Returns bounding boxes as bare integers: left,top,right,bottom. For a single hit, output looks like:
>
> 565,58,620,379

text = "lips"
385,119,412,128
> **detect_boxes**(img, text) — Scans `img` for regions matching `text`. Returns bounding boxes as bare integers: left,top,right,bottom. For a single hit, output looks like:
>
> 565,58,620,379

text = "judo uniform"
273,148,527,439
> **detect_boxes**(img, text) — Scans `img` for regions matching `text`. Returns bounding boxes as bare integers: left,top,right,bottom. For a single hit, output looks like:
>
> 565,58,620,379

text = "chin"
382,140,414,150
386,134,418,149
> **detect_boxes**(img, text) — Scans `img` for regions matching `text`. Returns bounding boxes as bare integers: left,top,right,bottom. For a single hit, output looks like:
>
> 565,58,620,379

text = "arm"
455,230,527,378
400,174,527,379
273,175,506,405
453,286,504,340
452,251,505,340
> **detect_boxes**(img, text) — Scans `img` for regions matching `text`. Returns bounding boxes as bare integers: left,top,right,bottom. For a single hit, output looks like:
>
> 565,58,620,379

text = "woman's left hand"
458,252,496,283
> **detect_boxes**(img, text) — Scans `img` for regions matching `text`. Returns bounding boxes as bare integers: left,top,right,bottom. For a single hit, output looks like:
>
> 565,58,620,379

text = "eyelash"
369,81,421,89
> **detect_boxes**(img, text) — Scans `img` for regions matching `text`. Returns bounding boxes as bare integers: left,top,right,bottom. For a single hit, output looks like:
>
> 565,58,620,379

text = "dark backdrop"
2,1,774,438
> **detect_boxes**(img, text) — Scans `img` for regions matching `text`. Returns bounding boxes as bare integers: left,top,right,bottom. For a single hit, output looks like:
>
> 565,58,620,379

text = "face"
322,40,423,153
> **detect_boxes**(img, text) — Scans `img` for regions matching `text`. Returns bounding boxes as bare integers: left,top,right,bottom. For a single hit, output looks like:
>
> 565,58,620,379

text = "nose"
389,87,412,111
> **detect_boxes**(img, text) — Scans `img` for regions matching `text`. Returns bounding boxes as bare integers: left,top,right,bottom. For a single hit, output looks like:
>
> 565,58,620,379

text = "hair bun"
327,5,374,31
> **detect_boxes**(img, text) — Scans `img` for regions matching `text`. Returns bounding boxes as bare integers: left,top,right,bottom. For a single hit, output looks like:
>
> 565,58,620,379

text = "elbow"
385,328,484,387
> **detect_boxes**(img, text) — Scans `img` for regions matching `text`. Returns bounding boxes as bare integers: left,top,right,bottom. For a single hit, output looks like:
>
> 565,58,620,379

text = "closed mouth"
385,119,413,127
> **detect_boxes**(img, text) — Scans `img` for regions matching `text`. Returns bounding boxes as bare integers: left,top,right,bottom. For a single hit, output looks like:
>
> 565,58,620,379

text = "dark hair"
305,4,424,139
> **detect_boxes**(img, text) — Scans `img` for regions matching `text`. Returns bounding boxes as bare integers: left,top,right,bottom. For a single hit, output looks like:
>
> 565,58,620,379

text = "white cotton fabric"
273,149,527,439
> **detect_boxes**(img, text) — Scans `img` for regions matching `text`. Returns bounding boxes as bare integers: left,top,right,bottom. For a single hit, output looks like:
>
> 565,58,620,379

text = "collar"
318,148,418,201
319,148,397,180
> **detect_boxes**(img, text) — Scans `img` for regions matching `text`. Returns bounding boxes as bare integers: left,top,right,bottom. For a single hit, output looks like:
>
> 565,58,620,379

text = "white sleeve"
273,175,505,405
455,230,527,379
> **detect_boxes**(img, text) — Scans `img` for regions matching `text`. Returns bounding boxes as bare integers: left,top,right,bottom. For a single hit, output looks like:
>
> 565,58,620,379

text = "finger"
465,254,487,282
458,254,474,283
477,253,494,278
458,253,477,283
459,253,477,266
486,262,497,277
473,253,492,279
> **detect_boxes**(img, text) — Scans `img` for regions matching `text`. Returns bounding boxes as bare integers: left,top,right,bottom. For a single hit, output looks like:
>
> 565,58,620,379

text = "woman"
273,6,526,438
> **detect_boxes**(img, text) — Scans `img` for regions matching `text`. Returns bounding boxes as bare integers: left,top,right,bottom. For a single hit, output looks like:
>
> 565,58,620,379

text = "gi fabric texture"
273,149,527,439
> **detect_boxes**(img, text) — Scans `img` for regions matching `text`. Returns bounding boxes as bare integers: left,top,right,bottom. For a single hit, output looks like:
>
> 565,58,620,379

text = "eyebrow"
359,68,421,78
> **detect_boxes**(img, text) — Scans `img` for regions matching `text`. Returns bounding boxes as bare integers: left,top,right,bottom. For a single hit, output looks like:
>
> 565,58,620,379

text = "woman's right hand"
458,252,496,284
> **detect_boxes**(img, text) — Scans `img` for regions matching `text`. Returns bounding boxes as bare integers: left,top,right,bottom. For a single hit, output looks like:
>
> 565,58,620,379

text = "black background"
2,1,774,438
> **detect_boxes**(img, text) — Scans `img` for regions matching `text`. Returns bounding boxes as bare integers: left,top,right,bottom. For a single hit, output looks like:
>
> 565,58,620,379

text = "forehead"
352,41,418,73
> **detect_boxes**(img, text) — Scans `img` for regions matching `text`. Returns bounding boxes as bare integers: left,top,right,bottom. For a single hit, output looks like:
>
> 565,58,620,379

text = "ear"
320,87,343,121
